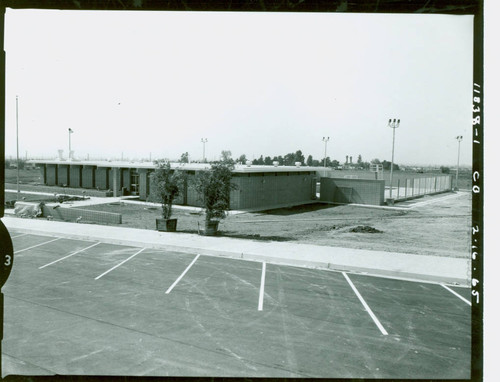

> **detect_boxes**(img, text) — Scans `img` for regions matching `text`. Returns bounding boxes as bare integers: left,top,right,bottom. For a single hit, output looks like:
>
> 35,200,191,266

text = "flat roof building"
32,160,318,211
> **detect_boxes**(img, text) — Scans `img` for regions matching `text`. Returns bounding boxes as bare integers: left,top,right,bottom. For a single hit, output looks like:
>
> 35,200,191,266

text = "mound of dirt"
349,225,383,233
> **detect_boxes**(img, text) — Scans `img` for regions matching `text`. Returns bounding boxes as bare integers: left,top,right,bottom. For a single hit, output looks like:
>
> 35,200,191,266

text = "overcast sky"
4,9,474,166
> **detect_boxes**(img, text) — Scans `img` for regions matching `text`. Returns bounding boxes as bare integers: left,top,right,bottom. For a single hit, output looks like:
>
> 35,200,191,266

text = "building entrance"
130,169,139,195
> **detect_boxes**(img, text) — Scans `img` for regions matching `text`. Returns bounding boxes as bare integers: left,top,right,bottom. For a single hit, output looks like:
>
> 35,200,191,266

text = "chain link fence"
387,175,452,201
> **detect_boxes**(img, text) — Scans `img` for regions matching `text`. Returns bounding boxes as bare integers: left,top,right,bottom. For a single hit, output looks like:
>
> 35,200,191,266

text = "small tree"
150,160,185,220
179,152,189,163
238,154,247,164
220,150,234,164
195,162,237,233
306,155,313,166
440,166,451,174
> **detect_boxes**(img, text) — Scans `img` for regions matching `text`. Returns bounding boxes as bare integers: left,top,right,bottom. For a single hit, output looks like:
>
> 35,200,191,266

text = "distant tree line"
178,150,400,170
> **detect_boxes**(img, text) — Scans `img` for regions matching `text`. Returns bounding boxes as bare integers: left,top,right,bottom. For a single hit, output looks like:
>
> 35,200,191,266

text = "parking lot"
2,230,471,378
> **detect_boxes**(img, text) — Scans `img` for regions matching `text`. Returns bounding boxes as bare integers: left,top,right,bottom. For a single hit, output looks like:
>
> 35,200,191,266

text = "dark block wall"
122,169,131,192
320,178,385,206
69,165,82,188
46,164,57,186
82,166,96,189
95,167,110,190
139,169,150,200
186,172,202,207
40,165,47,184
231,172,315,210
57,165,70,186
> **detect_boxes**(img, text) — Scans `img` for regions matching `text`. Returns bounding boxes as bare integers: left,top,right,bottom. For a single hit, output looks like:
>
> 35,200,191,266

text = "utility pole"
201,138,208,162
322,137,330,168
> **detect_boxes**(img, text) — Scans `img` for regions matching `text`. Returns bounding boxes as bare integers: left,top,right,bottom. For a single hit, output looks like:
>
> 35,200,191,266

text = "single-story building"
31,160,319,211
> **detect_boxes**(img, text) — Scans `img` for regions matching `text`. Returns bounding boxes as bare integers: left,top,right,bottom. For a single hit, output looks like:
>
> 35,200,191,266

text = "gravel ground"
78,192,471,258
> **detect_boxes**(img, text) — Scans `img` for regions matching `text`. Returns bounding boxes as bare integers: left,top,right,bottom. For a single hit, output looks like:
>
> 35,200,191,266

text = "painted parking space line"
165,254,200,294
10,233,28,239
38,242,101,269
342,272,388,336
440,284,471,306
95,248,146,280
258,262,266,311
15,238,62,255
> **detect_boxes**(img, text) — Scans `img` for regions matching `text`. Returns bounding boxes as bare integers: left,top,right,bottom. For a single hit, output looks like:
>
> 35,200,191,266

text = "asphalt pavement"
2,231,471,378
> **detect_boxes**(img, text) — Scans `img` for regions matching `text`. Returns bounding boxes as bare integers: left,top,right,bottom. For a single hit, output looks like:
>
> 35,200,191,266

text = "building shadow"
258,202,338,216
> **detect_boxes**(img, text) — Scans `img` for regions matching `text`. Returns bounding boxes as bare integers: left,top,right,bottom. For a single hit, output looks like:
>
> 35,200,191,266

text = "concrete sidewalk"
1,216,469,286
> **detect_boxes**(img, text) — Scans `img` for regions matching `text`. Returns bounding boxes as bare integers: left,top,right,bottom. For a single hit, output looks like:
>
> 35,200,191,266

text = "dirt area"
79,192,472,259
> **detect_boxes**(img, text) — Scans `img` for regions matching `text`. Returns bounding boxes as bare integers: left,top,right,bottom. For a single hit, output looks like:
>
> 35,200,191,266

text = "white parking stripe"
440,284,471,306
95,248,146,280
165,254,200,294
11,233,28,239
258,262,266,311
15,238,62,255
39,242,101,269
342,272,388,336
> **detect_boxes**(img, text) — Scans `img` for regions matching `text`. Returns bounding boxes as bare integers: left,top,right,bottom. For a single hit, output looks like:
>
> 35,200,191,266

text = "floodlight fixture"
68,128,74,160
388,118,401,199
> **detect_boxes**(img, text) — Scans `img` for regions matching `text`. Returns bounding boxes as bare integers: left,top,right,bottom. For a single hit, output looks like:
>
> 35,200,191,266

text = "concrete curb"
2,216,469,286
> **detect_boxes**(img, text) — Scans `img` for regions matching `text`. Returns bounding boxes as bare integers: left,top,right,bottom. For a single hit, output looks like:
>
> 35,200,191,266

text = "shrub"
194,162,237,222
440,166,451,174
150,160,185,220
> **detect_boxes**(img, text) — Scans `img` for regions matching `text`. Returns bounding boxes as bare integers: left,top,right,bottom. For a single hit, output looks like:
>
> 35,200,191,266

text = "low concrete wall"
320,177,385,206
41,205,122,224
4,184,111,198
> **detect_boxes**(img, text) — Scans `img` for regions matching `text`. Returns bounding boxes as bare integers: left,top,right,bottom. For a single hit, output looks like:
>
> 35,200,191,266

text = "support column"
113,168,119,197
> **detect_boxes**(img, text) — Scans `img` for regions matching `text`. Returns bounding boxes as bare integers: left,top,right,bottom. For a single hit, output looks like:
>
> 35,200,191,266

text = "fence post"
397,178,400,199
405,179,408,199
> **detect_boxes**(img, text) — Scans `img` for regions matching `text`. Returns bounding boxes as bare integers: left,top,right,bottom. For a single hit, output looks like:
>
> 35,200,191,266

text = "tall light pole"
201,138,208,162
322,137,330,167
68,128,74,160
388,118,400,199
455,135,463,191
16,96,20,200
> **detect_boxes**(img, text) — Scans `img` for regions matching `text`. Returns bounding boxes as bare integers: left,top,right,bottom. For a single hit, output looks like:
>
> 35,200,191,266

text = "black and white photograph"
0,0,484,380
